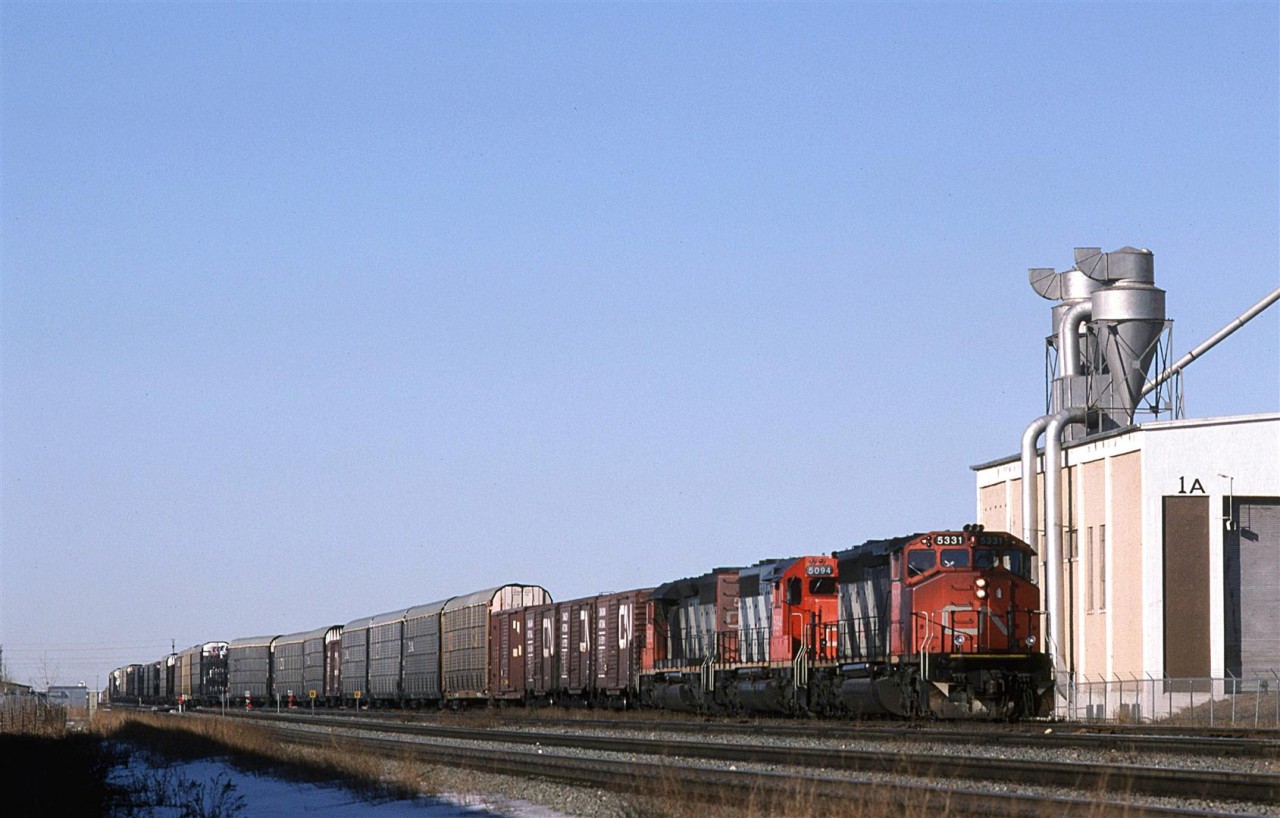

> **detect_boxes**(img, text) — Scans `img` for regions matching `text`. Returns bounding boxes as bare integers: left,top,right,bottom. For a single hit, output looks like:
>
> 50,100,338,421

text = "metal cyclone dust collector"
1030,246,1168,437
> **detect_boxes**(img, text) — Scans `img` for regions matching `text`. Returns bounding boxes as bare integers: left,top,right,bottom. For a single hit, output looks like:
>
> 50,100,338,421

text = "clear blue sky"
2,2,1276,688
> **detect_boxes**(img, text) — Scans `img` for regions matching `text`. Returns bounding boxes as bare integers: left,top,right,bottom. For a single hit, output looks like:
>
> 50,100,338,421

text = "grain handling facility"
972,247,1280,719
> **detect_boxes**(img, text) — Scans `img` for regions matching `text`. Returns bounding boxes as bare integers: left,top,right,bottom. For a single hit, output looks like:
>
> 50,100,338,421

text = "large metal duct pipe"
1020,415,1051,550
1043,406,1087,680
1141,284,1280,399
1058,301,1093,378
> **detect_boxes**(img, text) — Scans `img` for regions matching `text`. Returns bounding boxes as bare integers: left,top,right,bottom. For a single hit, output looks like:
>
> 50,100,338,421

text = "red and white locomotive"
830,526,1051,718
638,526,1051,718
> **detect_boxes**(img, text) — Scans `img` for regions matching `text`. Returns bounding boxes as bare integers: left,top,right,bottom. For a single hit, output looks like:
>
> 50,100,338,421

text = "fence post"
1273,671,1279,728
1255,675,1265,728
1209,677,1215,726
1152,670,1162,721
1229,670,1237,725
1066,671,1076,721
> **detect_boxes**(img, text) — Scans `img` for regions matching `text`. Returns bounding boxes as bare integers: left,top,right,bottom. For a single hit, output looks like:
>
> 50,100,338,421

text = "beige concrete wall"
976,446,1137,681
979,482,1007,531
1011,475,1031,543
1053,464,1077,673
1110,450,1143,676
976,415,1277,685
1080,458,1107,677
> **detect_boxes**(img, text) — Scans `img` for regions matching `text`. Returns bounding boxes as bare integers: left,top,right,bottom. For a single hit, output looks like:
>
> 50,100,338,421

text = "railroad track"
220,711,1278,815
222,705,1280,760
486,714,1280,759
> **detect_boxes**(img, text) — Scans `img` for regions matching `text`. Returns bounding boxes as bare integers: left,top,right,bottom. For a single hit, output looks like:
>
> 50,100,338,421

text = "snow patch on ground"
111,754,574,817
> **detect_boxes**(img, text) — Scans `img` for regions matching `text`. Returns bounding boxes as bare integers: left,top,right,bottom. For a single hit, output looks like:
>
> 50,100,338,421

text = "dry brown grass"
1157,690,1280,729
0,695,68,736
614,764,969,818
91,711,419,801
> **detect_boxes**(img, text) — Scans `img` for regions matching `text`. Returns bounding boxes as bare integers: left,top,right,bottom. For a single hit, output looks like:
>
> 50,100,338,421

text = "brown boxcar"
558,597,595,695
594,588,652,701
489,608,526,700
522,602,558,700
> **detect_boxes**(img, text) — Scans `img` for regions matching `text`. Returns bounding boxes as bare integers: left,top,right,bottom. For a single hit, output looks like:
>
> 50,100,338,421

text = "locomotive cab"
769,556,840,664
895,530,1041,656
888,528,1052,718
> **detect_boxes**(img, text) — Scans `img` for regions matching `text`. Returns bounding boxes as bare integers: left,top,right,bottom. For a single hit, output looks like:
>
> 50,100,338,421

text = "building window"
1086,527,1095,612
1098,524,1107,612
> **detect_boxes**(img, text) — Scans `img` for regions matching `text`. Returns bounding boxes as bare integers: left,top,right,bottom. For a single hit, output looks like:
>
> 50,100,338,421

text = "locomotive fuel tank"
645,673,705,712
837,674,908,717
734,674,790,713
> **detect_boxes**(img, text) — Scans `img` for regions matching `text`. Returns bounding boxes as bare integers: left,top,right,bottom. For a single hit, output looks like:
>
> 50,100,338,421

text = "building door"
1224,498,1280,689
1163,496,1210,681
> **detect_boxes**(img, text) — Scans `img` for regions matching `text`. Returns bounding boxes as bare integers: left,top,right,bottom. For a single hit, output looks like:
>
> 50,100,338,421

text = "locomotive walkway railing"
1061,671,1280,727
656,611,1044,672
835,616,887,663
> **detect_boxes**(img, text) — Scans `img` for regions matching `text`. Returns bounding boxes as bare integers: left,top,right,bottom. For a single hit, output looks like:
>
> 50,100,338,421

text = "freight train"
109,526,1053,719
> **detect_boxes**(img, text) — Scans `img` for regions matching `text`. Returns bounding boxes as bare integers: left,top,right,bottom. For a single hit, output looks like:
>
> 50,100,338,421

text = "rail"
221,710,1280,812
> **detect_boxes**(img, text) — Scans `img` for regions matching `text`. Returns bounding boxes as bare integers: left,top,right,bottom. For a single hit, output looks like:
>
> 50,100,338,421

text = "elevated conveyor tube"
1141,285,1280,399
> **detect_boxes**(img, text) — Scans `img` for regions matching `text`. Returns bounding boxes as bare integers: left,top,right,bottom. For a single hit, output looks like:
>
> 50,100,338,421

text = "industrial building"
971,247,1279,717
974,413,1279,686
46,684,95,720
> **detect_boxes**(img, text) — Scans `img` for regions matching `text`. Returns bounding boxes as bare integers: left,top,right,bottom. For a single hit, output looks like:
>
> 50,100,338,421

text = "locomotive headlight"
975,578,987,588
975,588,987,599
1025,636,1037,647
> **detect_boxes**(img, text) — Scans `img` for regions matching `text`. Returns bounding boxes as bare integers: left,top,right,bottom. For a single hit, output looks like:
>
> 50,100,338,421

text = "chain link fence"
1054,671,1280,727
0,692,68,734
